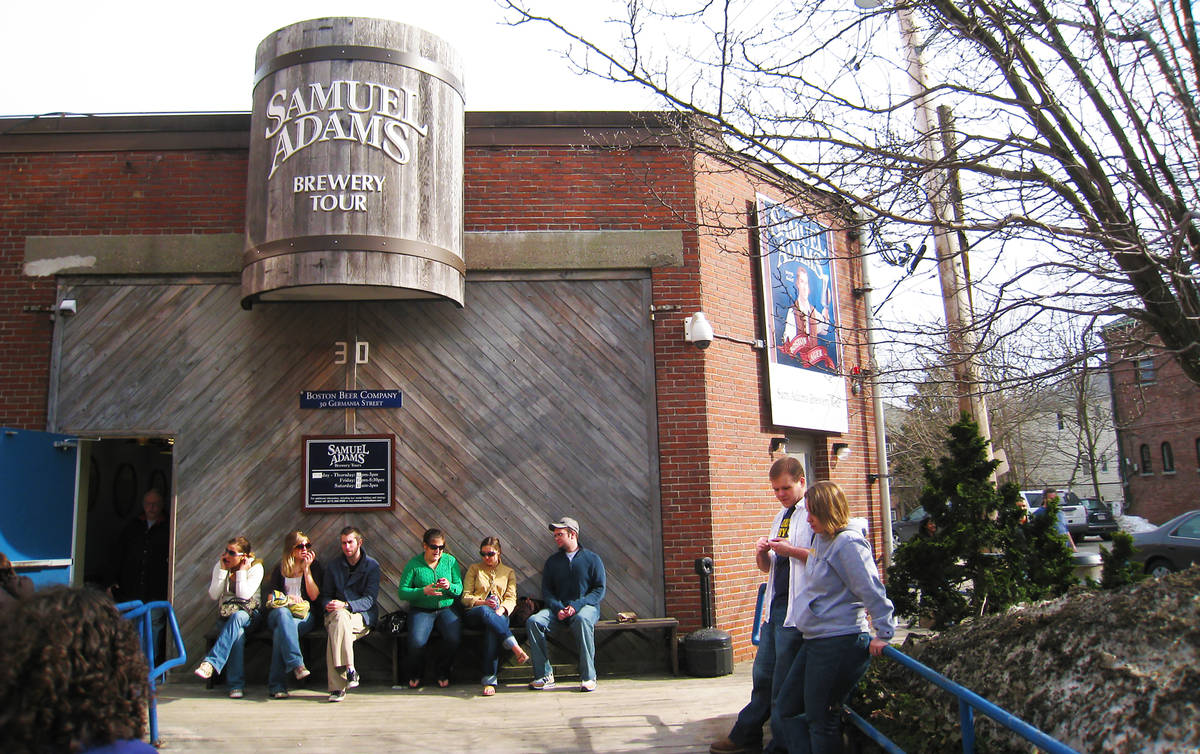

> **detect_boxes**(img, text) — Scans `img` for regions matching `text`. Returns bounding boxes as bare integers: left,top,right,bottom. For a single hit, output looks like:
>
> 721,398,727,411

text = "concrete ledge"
25,230,684,276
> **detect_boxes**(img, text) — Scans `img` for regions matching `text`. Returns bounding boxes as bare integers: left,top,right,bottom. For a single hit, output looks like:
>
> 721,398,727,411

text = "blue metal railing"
847,645,1079,754
118,600,188,747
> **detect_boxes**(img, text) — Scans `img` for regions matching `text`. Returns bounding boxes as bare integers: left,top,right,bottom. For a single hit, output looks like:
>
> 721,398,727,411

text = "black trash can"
684,557,734,677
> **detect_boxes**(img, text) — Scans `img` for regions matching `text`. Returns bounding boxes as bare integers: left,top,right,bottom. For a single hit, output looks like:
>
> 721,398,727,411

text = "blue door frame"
1,427,80,587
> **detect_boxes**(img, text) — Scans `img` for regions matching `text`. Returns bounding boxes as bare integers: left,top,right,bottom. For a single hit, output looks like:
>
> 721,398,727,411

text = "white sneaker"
193,661,214,680
529,674,556,690
293,665,311,681
580,679,597,692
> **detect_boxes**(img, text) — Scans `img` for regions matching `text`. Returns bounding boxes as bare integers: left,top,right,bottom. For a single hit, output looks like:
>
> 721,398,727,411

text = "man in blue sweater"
526,516,606,692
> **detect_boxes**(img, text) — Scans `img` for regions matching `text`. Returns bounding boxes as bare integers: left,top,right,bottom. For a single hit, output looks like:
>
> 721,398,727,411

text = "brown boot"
709,736,759,754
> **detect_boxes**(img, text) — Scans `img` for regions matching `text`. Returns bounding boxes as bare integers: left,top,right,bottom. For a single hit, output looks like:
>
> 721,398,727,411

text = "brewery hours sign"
303,434,394,511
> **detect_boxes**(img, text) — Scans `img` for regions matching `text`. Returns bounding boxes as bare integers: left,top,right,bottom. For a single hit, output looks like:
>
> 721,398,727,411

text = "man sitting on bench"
321,526,380,703
526,516,606,692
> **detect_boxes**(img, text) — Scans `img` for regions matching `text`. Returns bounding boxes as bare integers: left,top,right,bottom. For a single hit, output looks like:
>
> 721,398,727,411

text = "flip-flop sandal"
408,679,420,689
482,685,496,696
437,679,450,688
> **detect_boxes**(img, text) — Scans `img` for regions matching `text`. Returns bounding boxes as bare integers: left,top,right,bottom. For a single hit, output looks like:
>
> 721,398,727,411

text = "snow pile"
1118,515,1158,534
869,568,1200,753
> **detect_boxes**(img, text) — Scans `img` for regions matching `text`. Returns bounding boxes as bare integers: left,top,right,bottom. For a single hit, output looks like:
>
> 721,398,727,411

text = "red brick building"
0,109,882,667
1102,318,1200,524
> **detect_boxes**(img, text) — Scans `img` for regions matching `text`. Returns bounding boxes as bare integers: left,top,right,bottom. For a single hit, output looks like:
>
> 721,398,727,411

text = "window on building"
1100,453,1108,472
1162,442,1175,473
1056,412,1064,430
1136,357,1156,384
1140,444,1153,474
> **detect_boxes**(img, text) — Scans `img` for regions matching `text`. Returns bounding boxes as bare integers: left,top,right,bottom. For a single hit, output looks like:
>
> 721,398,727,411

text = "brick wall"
1105,330,1200,523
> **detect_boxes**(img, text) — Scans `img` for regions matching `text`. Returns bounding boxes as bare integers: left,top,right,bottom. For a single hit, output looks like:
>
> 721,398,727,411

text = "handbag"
265,589,310,619
218,591,260,618
377,609,408,636
509,596,541,627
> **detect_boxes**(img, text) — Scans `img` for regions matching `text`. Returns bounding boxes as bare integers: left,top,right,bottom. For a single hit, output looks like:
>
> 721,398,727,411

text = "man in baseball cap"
525,515,606,692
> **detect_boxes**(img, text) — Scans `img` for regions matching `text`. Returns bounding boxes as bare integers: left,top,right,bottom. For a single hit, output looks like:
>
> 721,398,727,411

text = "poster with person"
757,196,848,432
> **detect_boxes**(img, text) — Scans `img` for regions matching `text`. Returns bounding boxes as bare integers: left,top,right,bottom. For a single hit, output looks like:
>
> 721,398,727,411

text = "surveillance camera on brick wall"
685,312,714,349
58,299,77,316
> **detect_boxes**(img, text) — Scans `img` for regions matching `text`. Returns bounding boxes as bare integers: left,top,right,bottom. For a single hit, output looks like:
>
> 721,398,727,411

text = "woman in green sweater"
397,528,463,688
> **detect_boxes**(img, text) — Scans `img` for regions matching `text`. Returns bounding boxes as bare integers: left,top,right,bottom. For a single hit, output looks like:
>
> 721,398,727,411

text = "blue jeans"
405,607,462,682
730,599,803,752
204,610,256,690
464,605,518,685
526,604,599,682
777,632,871,754
267,606,318,693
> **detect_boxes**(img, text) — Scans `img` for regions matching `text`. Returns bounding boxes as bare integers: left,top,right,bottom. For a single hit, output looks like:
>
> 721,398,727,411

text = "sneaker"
228,688,243,699
529,674,556,690
193,661,214,680
580,679,597,692
293,665,311,681
345,667,359,689
328,689,346,703
709,736,758,754
271,690,289,699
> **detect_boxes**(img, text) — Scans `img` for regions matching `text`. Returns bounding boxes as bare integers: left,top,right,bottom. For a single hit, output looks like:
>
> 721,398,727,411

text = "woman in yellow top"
461,536,529,696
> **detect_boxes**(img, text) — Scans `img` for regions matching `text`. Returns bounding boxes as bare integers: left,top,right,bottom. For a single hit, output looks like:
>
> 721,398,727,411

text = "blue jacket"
541,547,605,615
321,551,381,627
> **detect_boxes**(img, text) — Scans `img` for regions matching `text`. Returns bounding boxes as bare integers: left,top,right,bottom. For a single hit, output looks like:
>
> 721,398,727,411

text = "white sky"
1,1,658,115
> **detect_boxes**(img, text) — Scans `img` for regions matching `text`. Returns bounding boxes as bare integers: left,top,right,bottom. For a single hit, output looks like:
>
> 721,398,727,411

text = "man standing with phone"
710,456,812,754
321,526,381,702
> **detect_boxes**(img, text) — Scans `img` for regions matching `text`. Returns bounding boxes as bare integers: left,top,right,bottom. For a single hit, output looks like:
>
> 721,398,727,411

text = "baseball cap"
548,517,579,534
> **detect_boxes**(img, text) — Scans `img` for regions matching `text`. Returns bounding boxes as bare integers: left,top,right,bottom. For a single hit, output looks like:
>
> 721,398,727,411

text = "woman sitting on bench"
397,528,463,689
193,535,263,698
462,536,529,696
264,530,324,699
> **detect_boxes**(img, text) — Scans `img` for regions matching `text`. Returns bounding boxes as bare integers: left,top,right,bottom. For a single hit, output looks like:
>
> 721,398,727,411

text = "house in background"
1102,318,1200,524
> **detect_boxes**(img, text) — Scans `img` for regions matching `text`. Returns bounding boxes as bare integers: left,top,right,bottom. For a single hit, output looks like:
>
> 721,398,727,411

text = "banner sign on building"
299,389,403,409
303,434,394,511
757,196,848,433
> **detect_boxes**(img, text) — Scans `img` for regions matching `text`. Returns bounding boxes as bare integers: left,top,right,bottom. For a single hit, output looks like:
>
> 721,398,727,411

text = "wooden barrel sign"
242,17,465,307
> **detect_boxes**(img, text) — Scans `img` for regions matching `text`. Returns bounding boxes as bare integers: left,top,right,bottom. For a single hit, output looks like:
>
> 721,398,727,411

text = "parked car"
1019,489,1087,537
1080,497,1118,540
892,505,927,544
1131,510,1200,577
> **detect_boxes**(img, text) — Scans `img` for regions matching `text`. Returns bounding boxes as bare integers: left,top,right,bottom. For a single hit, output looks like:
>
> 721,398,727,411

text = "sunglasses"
294,543,311,550
224,549,242,557
426,543,445,551
480,550,499,558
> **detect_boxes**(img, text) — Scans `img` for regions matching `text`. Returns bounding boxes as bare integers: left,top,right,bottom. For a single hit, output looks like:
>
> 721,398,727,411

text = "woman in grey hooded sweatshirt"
776,481,896,754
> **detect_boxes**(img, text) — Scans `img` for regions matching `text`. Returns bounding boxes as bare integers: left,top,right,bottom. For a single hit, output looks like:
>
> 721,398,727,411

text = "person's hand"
325,599,345,612
557,605,576,621
300,549,315,568
485,593,500,609
755,536,771,553
767,538,791,556
423,584,443,596
435,577,450,589
869,638,889,657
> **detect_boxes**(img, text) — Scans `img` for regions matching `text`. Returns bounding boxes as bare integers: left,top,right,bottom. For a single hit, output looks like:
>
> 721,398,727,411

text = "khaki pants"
325,609,367,691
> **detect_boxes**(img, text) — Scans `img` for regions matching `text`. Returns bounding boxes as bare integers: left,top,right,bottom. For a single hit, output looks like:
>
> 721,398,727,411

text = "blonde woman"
777,482,895,753
193,536,264,698
263,530,323,698
461,536,529,696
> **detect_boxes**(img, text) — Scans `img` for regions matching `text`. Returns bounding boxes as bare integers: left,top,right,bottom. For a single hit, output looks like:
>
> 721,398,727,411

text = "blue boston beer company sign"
299,389,403,409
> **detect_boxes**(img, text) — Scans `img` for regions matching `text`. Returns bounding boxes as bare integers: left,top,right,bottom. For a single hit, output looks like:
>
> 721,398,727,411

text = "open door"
0,427,80,587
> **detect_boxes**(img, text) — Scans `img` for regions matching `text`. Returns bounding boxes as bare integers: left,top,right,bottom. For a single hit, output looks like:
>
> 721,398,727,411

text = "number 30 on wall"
334,341,369,365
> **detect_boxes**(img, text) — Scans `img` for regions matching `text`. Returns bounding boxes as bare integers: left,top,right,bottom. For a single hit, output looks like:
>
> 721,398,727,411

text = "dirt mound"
862,568,1200,753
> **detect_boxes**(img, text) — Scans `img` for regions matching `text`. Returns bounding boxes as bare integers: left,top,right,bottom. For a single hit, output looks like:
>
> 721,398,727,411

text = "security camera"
684,312,714,350
58,299,77,317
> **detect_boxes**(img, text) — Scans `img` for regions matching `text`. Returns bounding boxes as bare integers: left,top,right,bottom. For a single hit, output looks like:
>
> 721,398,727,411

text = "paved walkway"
152,663,755,752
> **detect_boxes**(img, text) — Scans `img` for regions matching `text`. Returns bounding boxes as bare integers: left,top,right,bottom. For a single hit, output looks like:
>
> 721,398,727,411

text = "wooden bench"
204,614,679,688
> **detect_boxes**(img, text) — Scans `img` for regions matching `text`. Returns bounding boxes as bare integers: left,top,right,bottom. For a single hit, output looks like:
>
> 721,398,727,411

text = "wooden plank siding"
51,273,662,666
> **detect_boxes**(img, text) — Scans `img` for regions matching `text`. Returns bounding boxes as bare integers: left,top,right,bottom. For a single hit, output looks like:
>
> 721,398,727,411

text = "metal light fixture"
832,443,852,462
769,437,789,455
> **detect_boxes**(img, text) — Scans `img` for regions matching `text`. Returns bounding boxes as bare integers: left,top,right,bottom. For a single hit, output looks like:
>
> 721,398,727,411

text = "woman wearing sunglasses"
397,528,463,689
193,536,264,698
262,530,324,698
462,536,529,696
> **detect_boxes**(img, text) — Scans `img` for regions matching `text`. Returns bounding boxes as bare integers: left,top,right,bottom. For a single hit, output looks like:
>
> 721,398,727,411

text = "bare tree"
500,0,1200,388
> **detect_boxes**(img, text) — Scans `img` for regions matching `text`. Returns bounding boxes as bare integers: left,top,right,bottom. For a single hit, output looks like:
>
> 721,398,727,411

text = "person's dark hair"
0,586,149,751
423,528,444,546
340,526,363,544
769,455,806,483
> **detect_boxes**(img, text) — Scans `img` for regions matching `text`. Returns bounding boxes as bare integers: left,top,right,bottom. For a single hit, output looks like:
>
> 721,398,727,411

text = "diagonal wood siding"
52,274,661,665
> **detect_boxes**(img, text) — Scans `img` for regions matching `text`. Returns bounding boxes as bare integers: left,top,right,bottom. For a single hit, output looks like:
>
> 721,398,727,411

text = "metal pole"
859,241,896,565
